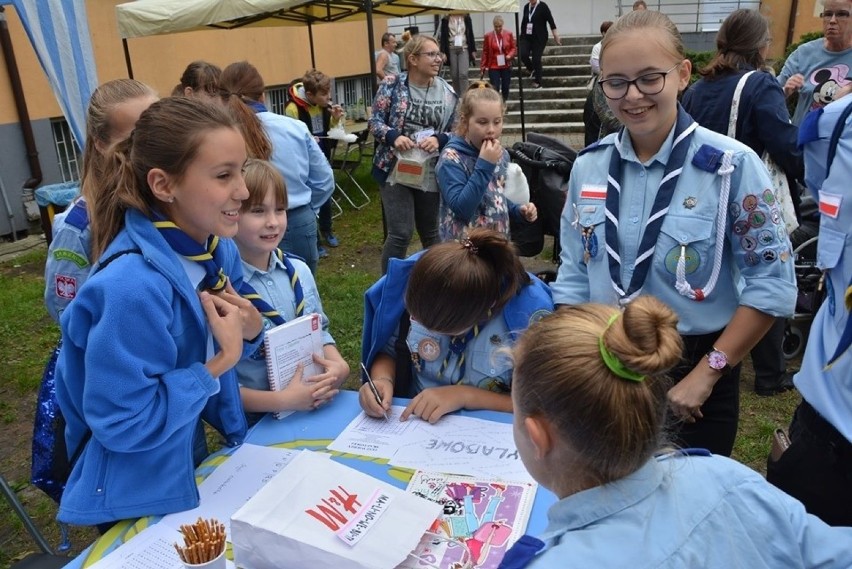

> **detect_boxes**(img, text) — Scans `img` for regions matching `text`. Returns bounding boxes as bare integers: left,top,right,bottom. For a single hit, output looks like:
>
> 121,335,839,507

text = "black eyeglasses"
820,10,851,19
598,63,681,100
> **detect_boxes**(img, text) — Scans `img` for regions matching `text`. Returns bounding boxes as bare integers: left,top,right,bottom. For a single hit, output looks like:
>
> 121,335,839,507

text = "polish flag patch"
580,185,607,200
819,192,842,219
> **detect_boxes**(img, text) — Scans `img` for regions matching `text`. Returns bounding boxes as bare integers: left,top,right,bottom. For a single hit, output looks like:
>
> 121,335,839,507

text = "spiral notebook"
263,312,324,419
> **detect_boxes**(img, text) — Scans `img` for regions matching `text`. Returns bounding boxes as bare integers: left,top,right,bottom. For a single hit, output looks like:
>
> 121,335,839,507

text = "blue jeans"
380,183,440,274
282,204,319,275
488,68,512,101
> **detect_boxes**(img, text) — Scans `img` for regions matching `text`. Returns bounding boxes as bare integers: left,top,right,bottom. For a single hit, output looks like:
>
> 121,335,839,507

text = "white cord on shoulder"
675,150,734,301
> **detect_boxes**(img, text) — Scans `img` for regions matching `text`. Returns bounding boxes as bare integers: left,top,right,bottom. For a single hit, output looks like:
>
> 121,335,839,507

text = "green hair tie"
599,313,645,383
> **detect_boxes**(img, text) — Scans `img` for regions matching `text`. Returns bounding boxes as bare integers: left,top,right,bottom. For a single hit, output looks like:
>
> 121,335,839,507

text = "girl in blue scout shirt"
499,296,852,569
55,97,263,528
767,88,852,527
435,82,537,242
44,79,158,322
233,159,348,421
550,10,797,456
360,228,553,424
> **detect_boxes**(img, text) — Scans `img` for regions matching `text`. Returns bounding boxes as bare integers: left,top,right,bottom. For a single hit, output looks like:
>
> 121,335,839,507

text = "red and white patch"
55,274,77,300
580,185,607,200
819,192,842,219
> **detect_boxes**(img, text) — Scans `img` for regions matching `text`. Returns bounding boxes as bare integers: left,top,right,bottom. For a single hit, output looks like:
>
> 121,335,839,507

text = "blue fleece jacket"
55,208,256,526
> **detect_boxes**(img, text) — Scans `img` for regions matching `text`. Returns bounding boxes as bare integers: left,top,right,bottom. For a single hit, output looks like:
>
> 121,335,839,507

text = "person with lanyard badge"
682,9,803,397
439,13,477,95
520,0,561,90
369,34,459,274
233,159,349,425
360,228,553,424
481,16,517,102
376,32,401,82
550,10,797,457
496,296,852,569
767,86,852,527
54,97,263,529
220,61,334,276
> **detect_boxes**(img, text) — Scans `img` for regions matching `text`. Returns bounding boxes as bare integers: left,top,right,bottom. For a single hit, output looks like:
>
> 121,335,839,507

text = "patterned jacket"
368,72,458,185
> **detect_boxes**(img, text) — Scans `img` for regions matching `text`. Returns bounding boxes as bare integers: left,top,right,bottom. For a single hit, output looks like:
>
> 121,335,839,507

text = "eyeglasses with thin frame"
598,63,681,100
416,51,443,60
820,10,851,19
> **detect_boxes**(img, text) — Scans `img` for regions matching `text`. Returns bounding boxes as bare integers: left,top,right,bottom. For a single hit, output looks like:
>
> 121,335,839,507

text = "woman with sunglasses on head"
551,10,796,457
369,34,458,274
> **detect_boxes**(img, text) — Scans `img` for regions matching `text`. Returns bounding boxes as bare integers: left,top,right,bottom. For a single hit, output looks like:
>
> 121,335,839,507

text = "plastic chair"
0,475,69,569
329,128,371,210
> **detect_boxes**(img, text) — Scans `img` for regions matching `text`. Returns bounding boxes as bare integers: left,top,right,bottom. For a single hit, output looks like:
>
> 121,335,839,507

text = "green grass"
0,160,800,567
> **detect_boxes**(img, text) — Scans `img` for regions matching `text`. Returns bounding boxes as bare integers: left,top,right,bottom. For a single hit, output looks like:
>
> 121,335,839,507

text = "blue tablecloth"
35,182,80,208
64,390,556,568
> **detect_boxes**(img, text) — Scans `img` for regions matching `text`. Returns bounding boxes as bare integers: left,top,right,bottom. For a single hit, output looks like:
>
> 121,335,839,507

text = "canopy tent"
1,0,98,146
115,0,528,136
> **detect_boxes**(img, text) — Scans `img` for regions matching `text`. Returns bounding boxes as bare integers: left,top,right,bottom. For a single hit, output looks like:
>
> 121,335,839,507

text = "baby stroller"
508,133,577,282
783,234,822,361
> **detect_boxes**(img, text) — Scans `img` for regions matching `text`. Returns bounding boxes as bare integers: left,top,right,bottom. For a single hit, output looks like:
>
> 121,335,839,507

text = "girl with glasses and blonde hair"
551,9,796,457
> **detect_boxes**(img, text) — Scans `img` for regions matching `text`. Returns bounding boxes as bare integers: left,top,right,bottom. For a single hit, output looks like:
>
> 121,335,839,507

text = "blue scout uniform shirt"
796,95,852,442
503,454,852,568
44,199,91,323
381,314,514,393
235,252,335,392
258,110,334,212
552,124,797,335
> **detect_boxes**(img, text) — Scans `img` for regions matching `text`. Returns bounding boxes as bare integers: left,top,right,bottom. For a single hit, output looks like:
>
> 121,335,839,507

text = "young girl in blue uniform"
360,228,553,423
435,83,537,241
499,296,852,569
551,10,797,456
44,79,157,322
55,97,263,527
233,159,349,420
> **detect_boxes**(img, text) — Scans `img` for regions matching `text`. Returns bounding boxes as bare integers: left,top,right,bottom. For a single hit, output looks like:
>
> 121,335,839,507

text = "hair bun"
604,296,683,378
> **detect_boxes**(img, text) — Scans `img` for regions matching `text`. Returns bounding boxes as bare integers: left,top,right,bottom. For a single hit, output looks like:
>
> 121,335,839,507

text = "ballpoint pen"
360,362,390,422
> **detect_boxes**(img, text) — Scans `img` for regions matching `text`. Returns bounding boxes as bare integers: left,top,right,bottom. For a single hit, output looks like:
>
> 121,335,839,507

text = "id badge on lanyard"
526,4,537,35
495,36,505,66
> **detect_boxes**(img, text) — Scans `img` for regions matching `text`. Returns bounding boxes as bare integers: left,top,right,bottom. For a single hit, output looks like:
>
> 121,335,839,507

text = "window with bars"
51,118,81,182
334,75,373,121
265,85,289,115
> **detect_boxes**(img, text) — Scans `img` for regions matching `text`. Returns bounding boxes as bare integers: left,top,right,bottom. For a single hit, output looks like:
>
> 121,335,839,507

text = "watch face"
708,350,727,370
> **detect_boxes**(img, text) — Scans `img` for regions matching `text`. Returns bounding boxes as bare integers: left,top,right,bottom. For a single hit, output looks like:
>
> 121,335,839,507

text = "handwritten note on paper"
328,410,533,482
327,405,417,459
390,416,533,482
162,443,305,533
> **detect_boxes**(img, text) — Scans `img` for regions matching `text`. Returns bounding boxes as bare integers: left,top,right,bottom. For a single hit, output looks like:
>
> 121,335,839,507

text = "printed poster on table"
398,471,537,569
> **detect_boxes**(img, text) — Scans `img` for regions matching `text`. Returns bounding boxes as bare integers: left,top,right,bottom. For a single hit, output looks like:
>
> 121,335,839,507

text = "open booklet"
263,312,324,419
399,471,537,569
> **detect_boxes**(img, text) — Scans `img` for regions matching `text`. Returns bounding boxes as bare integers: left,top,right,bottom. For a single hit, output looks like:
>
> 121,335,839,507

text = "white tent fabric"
2,0,98,146
116,0,518,39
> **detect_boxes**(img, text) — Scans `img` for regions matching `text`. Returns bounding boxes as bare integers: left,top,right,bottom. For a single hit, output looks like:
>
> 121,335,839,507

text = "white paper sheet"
328,410,533,482
86,444,309,569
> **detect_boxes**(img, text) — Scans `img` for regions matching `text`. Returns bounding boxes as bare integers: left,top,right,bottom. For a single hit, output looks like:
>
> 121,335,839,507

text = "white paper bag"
231,451,442,569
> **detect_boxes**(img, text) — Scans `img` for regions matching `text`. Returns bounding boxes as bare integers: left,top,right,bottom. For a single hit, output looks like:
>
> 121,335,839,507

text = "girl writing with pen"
359,228,553,424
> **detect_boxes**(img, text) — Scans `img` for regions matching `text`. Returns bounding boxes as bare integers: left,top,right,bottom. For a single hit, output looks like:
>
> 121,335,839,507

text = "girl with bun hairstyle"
499,296,852,568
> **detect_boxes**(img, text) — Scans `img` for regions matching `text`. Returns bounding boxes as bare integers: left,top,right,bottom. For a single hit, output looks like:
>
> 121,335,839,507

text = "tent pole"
308,22,316,68
122,38,134,79
365,0,378,95
515,12,525,141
